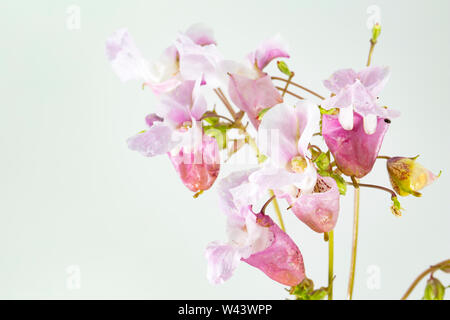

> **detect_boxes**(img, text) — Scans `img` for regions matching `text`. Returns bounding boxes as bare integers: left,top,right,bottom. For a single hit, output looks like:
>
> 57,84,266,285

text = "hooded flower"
322,112,389,178
227,35,288,128
387,156,440,197
322,66,399,134
250,101,340,233
106,24,219,95
127,80,220,192
205,170,305,286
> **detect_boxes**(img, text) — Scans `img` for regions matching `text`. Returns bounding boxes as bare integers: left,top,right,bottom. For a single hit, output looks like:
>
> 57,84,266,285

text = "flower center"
290,156,308,173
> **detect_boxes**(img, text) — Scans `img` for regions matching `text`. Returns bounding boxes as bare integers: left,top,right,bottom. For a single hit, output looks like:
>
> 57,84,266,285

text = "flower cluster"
106,23,440,299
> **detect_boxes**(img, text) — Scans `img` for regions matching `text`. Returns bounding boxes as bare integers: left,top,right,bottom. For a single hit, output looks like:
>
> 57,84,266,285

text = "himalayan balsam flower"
387,156,440,197
205,170,305,286
127,80,220,192
105,24,219,95
249,101,340,233
227,36,289,128
322,66,399,134
322,112,389,178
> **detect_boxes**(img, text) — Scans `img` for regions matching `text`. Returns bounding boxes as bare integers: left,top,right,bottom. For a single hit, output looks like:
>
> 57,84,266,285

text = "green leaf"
310,288,328,300
277,61,292,77
290,278,328,300
319,106,337,115
330,173,347,195
204,125,228,149
314,152,330,171
202,111,219,125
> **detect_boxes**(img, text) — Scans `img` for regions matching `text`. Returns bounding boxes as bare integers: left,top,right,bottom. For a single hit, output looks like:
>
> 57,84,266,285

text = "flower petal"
338,105,354,130
169,132,220,192
290,176,340,233
127,123,177,157
257,103,299,167
323,68,358,93
357,66,390,97
322,113,389,178
205,242,244,285
294,100,320,157
363,113,378,135
247,35,289,71
228,73,282,129
242,212,305,286
217,169,258,216
175,34,223,87
185,23,216,46
105,29,152,82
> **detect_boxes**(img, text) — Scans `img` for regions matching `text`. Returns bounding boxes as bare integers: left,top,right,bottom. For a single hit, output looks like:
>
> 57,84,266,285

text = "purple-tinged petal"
205,242,244,285
144,77,181,96
294,100,320,157
106,29,152,82
257,103,298,166
289,176,340,233
175,34,223,86
145,113,163,127
228,73,282,129
247,35,289,71
185,23,216,46
242,211,305,286
217,169,258,216
127,123,177,157
169,132,220,192
322,112,389,178
357,66,390,97
323,68,358,93
157,81,196,127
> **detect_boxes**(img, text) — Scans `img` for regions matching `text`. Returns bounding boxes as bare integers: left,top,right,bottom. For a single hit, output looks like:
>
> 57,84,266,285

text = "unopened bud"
423,277,445,300
371,23,381,43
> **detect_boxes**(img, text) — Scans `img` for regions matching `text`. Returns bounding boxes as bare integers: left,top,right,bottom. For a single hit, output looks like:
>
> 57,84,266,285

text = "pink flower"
251,101,340,233
127,80,220,191
168,131,220,192
227,36,288,128
251,101,320,197
322,112,389,178
106,24,220,95
322,66,399,134
205,170,305,286
287,176,340,233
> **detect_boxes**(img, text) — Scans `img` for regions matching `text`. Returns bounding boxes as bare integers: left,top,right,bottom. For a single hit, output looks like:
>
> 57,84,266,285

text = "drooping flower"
387,156,440,197
127,80,220,192
227,35,289,128
287,176,340,233
322,112,389,178
251,101,340,233
106,24,220,95
205,170,305,286
322,66,399,134
168,130,220,192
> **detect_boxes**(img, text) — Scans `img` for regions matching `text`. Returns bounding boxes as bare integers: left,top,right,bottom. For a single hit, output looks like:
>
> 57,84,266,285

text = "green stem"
271,77,325,100
347,176,360,300
366,40,377,67
328,230,334,300
281,72,294,98
269,190,285,232
401,259,450,300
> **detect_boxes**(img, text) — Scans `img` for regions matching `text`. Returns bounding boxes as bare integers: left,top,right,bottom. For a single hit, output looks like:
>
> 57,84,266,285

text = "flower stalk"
401,259,450,300
347,176,360,300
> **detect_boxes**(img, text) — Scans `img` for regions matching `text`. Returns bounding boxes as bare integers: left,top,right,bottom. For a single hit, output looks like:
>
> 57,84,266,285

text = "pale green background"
0,0,449,299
